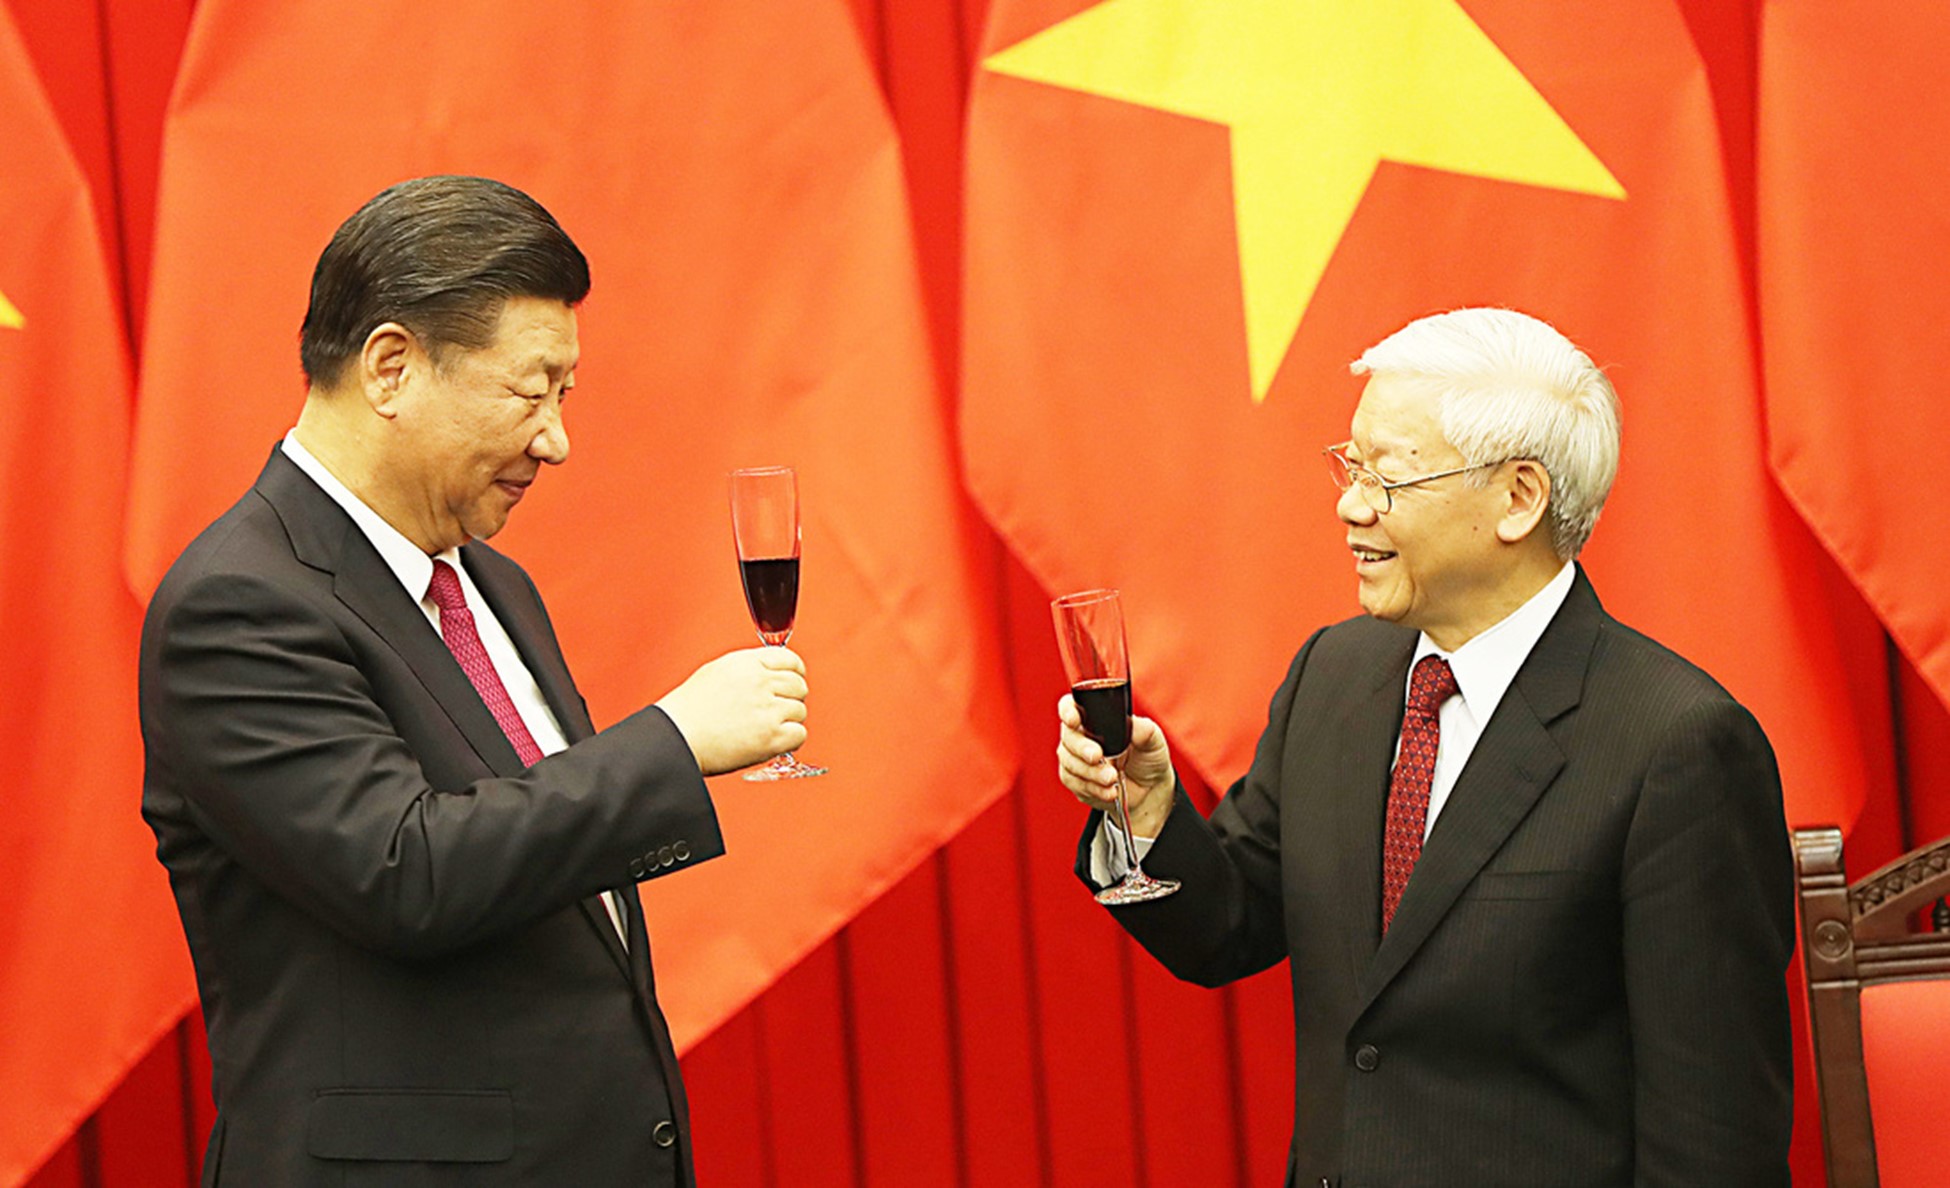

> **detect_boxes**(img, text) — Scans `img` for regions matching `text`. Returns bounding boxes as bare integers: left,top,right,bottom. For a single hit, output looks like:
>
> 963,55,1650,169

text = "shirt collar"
1412,561,1576,721
281,431,461,601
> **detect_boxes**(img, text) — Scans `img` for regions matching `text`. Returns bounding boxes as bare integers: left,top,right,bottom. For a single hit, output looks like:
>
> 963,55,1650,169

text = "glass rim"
1050,587,1121,610
730,464,795,478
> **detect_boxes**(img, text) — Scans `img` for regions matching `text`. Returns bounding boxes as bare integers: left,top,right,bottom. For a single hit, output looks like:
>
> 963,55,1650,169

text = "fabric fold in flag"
1759,0,1950,715
0,5,195,1183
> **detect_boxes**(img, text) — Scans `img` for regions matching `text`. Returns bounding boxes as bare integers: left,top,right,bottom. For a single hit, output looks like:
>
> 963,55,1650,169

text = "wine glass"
1051,588,1179,904
728,466,826,780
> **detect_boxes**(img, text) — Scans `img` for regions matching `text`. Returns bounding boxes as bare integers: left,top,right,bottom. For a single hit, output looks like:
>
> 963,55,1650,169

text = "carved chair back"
1794,827,1950,1188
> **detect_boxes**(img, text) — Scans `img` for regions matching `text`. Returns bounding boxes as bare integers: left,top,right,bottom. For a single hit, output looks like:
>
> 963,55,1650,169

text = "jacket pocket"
307,1088,514,1162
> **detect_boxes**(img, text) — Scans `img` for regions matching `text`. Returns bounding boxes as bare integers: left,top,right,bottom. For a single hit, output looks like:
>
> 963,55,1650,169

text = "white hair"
1351,307,1620,560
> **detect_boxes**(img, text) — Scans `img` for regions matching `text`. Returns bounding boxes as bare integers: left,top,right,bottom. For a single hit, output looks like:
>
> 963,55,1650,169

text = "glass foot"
1094,869,1181,905
743,752,828,781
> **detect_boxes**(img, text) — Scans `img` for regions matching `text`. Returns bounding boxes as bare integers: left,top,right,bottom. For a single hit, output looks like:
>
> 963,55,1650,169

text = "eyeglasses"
1322,442,1505,514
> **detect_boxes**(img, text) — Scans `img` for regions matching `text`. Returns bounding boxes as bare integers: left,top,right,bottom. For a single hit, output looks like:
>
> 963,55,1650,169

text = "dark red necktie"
426,560,544,767
1381,654,1458,931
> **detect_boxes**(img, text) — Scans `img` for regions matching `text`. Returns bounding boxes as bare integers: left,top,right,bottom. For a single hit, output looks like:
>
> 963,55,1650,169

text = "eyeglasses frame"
1322,442,1510,514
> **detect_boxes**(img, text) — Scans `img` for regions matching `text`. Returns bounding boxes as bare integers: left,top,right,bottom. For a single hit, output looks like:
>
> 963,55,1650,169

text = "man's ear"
1495,460,1552,545
358,323,417,419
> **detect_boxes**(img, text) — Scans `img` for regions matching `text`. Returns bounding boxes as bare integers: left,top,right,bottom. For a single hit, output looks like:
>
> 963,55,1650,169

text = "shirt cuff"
1090,815,1159,886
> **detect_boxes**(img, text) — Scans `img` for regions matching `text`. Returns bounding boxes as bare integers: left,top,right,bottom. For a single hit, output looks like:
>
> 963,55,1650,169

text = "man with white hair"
1056,307,1793,1187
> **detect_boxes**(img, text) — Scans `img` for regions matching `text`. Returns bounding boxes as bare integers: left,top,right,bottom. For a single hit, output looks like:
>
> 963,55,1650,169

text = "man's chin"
1357,587,1408,626
461,512,510,542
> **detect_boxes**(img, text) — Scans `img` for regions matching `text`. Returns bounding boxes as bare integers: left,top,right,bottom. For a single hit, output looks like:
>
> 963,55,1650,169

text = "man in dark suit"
1057,308,1794,1187
141,175,811,1185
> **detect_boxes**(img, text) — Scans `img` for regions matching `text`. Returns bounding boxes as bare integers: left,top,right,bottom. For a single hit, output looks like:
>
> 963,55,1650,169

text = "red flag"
0,6,194,1182
1760,2,1950,716
965,0,1873,836
125,0,1013,1048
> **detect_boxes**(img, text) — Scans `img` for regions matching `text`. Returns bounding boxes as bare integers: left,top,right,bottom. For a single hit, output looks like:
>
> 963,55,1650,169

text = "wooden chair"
1794,827,1950,1188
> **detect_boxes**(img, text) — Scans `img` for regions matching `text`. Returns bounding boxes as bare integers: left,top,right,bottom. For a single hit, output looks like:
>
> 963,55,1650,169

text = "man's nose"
530,403,570,464
1336,482,1376,524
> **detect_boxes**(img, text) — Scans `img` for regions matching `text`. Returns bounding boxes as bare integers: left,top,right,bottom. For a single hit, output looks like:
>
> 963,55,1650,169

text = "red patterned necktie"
426,560,544,767
1381,654,1459,931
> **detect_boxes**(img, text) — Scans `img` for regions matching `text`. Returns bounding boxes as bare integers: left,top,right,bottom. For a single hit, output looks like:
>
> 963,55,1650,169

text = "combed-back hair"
1352,307,1621,560
300,175,590,388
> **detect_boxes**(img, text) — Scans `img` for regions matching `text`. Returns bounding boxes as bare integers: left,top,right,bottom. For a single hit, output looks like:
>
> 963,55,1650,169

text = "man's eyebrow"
528,354,576,381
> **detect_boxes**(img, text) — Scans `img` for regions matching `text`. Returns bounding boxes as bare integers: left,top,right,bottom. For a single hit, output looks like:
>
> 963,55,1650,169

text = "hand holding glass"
1051,589,1179,905
729,466,826,780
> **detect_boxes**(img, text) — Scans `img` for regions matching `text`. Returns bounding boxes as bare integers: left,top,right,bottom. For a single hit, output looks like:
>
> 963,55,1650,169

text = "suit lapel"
257,450,525,774
1358,694,1565,1004
455,545,625,972
1332,637,1417,975
1355,572,1602,1011
335,541,530,773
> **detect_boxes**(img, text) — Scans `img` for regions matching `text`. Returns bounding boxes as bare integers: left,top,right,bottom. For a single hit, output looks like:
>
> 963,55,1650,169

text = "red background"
10,2,1946,1186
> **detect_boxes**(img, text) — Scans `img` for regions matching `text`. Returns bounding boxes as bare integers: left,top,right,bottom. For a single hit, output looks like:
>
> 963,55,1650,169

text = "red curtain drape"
8,3,1947,1187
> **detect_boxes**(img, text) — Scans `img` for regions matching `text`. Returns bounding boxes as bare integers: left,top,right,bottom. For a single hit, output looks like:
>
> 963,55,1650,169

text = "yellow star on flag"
985,0,1625,401
0,288,21,330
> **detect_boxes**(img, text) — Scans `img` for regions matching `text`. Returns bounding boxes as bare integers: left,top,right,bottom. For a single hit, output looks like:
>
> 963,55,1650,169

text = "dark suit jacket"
1079,570,1794,1188
141,449,722,1186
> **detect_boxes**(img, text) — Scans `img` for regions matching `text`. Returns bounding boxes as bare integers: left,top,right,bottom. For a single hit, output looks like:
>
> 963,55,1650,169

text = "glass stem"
1112,765,1145,877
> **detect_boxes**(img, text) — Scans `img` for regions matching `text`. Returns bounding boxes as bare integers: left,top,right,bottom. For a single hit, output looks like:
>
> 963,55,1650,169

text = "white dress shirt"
1095,562,1577,883
281,433,627,942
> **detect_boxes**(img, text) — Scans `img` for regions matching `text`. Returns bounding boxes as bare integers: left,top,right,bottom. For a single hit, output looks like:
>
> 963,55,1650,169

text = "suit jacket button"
1353,1044,1379,1072
658,844,675,867
652,1119,677,1148
674,841,691,861
628,857,646,879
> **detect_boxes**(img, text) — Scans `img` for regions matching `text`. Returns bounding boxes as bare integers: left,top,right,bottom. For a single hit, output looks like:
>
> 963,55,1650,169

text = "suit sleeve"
1619,697,1794,1187
142,569,721,960
1072,632,1320,987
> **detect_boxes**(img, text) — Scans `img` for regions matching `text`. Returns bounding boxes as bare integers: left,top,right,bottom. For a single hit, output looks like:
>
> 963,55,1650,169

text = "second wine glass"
729,466,826,780
1052,588,1178,904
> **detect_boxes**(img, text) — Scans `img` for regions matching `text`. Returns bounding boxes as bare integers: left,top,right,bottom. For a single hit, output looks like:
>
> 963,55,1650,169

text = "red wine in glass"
1071,677,1132,757
1050,589,1178,905
729,467,825,779
739,557,800,644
